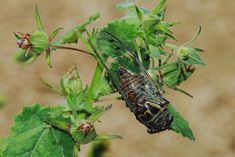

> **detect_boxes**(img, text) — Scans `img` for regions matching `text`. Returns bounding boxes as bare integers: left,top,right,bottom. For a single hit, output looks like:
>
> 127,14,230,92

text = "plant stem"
136,47,143,63
50,44,95,57
73,143,80,157
52,30,105,103
75,31,105,104
86,62,104,103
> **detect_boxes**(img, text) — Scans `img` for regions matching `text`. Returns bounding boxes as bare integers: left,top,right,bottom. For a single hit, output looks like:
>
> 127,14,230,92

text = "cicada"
89,31,173,134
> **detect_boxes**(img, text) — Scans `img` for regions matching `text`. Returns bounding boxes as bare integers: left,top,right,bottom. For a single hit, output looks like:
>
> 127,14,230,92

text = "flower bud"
71,121,97,144
16,33,32,50
177,47,189,60
15,31,49,56
61,65,83,95
78,121,94,135
29,31,49,55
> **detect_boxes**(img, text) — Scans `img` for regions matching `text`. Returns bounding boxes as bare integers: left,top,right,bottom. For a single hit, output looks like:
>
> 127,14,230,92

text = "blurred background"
0,0,235,157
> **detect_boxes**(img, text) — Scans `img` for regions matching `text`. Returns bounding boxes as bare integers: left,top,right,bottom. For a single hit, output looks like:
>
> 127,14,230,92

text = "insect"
89,31,173,134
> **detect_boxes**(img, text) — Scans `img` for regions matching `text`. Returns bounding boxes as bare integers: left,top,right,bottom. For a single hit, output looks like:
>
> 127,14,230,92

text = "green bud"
61,65,83,95
29,31,49,55
70,121,97,144
177,47,189,60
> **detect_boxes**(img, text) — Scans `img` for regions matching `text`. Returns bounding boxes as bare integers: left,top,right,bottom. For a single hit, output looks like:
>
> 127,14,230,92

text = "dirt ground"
0,0,235,157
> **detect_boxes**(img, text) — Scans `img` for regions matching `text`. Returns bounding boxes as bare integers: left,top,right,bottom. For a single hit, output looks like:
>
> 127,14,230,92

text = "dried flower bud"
71,121,97,144
78,121,94,135
15,31,49,55
186,65,195,73
16,33,32,50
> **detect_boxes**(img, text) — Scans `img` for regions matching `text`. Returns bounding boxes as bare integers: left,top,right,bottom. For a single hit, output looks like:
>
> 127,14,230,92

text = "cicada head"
146,107,173,134
134,100,173,134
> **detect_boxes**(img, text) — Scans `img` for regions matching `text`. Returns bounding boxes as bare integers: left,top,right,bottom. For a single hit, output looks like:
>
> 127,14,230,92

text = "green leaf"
0,137,7,156
194,47,204,52
142,17,160,33
160,21,180,27
155,23,173,34
40,78,63,96
46,48,52,68
63,85,94,115
105,20,138,43
167,41,205,66
91,78,113,100
184,49,206,66
49,27,64,41
14,49,33,63
13,32,21,40
23,53,38,66
76,98,95,114
35,5,45,31
80,13,100,31
98,20,138,55
135,5,143,21
151,0,167,15
149,44,164,59
3,104,75,157
88,105,112,123
39,106,72,132
165,43,179,51
53,13,100,45
183,26,202,46
154,62,194,93
53,27,80,45
169,86,193,98
168,104,195,141
116,0,135,11
96,20,141,74
147,34,166,47
162,67,179,87
110,55,139,73
94,134,123,141
120,7,141,25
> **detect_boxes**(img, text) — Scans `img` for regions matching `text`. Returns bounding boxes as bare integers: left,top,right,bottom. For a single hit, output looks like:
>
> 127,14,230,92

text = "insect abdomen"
117,67,173,133
118,68,146,105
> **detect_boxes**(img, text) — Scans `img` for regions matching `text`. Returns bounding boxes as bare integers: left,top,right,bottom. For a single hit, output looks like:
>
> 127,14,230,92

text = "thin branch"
50,44,95,57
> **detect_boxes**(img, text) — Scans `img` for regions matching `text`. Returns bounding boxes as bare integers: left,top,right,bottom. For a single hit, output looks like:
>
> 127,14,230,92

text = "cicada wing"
93,30,173,131
96,31,162,98
88,35,138,111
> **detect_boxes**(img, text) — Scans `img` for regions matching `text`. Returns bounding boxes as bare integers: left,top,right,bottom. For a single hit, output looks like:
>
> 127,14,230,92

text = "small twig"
50,44,95,57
